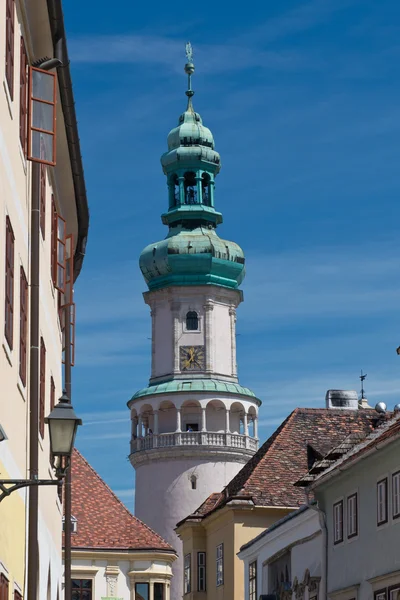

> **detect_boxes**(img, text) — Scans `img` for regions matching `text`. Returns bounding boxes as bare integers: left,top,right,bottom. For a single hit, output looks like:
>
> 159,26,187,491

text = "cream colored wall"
0,1,82,599
70,550,176,600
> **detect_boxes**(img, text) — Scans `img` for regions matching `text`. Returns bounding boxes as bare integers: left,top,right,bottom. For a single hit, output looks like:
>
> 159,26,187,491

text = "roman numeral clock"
179,345,205,371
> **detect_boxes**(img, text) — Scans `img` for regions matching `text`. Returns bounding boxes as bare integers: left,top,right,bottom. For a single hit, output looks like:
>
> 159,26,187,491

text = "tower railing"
131,431,258,454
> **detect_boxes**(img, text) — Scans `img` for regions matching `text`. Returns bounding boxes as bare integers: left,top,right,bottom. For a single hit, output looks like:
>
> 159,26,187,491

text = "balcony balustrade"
130,431,258,455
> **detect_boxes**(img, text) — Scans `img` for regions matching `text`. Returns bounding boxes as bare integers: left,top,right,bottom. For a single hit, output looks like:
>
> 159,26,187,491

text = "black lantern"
45,391,82,478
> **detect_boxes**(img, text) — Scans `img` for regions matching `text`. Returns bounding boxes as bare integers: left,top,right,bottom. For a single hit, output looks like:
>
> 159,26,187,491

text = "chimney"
325,390,359,410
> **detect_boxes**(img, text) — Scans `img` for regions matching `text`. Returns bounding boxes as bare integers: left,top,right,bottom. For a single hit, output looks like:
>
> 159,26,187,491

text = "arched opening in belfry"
201,173,211,206
169,173,179,206
184,171,197,204
186,311,198,331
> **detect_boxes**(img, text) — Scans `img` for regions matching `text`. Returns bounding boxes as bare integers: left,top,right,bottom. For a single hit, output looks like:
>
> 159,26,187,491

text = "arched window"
190,475,197,490
184,172,197,204
201,173,211,206
186,311,198,331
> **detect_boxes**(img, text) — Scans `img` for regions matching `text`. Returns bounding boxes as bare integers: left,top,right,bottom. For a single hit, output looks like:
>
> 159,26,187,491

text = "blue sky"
64,0,400,511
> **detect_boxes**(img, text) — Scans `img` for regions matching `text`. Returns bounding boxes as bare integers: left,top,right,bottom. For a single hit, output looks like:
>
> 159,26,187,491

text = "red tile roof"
307,413,400,487
64,449,175,552
180,408,381,524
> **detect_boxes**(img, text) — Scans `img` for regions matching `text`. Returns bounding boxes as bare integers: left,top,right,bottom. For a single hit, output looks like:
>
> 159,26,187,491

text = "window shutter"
19,36,28,152
5,0,15,98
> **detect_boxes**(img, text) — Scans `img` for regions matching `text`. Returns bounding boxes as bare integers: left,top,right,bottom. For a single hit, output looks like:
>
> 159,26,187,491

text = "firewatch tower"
128,44,260,600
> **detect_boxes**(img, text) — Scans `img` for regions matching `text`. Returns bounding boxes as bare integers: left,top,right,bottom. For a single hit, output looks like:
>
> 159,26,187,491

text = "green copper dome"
140,51,245,292
140,225,245,290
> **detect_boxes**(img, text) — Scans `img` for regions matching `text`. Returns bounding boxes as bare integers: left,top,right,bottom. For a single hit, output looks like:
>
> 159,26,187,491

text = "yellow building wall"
0,461,26,595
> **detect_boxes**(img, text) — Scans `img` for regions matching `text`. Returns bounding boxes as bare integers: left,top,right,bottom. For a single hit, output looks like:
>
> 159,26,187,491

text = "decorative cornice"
130,445,254,467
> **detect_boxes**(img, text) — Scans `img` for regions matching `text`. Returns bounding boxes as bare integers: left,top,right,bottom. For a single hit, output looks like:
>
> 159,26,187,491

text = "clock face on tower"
180,345,205,371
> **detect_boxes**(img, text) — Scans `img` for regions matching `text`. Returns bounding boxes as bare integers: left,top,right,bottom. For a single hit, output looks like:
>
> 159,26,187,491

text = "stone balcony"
130,431,258,455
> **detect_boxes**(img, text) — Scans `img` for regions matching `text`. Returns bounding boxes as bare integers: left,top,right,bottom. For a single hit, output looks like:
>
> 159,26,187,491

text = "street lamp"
0,391,81,501
45,391,82,479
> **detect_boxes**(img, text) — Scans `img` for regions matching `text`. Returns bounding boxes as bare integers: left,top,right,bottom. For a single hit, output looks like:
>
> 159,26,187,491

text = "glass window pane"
71,581,81,589
32,100,54,132
154,583,164,600
135,583,149,600
32,70,54,102
31,130,54,163
82,581,92,589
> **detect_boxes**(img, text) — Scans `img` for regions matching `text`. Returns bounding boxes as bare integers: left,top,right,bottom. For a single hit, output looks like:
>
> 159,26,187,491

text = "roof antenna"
360,370,367,400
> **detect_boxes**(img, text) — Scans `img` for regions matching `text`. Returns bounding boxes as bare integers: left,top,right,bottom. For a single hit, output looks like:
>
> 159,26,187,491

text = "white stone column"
225,408,230,433
204,301,214,372
229,306,237,378
201,407,207,432
243,412,248,437
172,302,181,374
254,416,258,439
154,410,159,434
150,308,156,378
176,408,182,432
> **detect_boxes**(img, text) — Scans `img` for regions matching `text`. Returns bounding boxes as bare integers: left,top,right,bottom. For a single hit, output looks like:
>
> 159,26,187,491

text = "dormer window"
186,311,198,331
62,515,77,533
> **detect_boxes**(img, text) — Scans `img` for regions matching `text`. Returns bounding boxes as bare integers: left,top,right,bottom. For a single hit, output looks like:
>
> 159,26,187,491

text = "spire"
184,42,195,110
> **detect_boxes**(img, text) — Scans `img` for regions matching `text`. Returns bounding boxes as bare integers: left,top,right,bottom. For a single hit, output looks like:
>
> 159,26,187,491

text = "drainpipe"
27,162,40,600
304,490,327,600
64,304,72,600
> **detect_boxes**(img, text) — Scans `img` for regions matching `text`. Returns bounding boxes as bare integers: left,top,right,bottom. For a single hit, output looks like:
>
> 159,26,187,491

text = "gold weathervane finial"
184,42,195,99
185,41,193,64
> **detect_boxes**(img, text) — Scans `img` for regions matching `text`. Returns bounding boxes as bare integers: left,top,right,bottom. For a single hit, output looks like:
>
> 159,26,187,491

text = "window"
51,196,57,283
19,267,28,385
5,216,15,348
40,164,46,238
39,337,46,437
375,591,387,600
216,544,224,586
135,583,149,600
333,500,343,544
20,37,28,151
197,552,206,592
5,0,14,98
50,376,55,411
27,67,57,165
0,574,9,600
377,478,388,526
186,311,198,331
184,554,191,594
249,561,257,600
62,515,77,533
154,583,164,600
71,579,92,600
393,471,400,519
14,590,22,600
347,493,358,538
190,475,197,490
389,586,400,600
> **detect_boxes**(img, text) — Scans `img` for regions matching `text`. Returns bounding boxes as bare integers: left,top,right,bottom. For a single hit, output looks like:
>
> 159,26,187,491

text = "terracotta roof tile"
64,449,175,552
182,408,381,522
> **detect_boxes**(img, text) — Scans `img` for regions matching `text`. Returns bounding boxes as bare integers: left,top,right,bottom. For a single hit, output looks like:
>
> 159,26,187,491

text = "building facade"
0,1,88,600
176,401,383,600
238,506,323,600
128,51,260,599
67,450,177,600
301,413,400,600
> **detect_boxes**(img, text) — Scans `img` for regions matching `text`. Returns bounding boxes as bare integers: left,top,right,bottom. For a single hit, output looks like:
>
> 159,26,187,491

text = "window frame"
377,478,388,526
333,500,344,545
374,590,387,600
197,551,206,592
392,471,400,520
71,579,93,600
184,553,191,595
0,573,9,600
186,310,199,331
19,266,28,386
134,582,149,600
39,337,46,438
249,560,257,600
19,36,28,152
27,66,57,166
347,492,358,539
5,0,15,99
14,590,22,600
40,164,46,238
216,543,224,587
5,216,15,349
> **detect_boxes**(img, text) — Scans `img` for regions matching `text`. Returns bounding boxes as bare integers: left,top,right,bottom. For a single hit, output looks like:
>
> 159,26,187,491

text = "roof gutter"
46,0,89,281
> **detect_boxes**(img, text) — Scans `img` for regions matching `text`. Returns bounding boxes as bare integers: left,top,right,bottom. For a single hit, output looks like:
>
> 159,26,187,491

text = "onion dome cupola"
140,43,245,291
